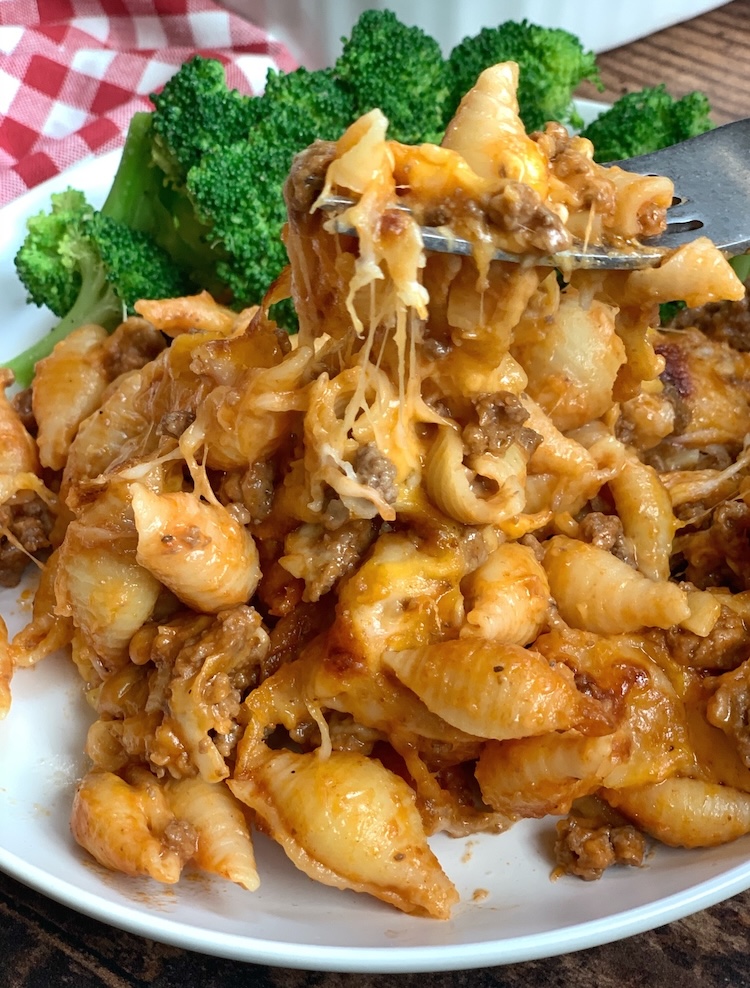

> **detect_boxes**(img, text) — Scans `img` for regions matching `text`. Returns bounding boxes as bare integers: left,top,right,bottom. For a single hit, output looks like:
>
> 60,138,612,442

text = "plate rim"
4,837,750,973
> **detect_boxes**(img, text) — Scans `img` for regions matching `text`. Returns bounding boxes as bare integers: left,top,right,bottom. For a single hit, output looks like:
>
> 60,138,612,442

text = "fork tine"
320,202,665,269
612,117,750,255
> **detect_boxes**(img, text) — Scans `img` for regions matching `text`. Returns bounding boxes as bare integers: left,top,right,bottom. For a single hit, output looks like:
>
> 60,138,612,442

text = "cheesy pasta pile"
2,62,750,919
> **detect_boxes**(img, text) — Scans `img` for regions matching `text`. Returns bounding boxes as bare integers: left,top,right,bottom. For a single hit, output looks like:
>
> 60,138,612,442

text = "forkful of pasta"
318,112,750,271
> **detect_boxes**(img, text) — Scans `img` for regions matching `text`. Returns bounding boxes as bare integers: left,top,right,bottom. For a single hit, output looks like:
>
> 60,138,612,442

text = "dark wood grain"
4,6,750,986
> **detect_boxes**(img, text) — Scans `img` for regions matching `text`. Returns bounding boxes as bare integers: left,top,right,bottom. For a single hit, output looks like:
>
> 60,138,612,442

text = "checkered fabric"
0,0,296,206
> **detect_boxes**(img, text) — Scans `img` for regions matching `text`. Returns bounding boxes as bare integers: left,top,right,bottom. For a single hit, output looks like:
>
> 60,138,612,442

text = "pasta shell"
461,542,551,645
476,733,616,818
383,637,596,740
55,539,161,672
543,535,691,634
32,324,109,471
602,778,750,848
230,748,458,918
443,62,548,197
0,369,39,475
623,237,744,308
586,433,677,583
165,777,259,891
334,529,469,666
131,484,260,613
71,770,183,884
425,425,527,526
512,290,624,433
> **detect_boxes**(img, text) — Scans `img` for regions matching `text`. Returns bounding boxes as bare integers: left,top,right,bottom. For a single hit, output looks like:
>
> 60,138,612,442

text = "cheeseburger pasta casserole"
1,62,750,919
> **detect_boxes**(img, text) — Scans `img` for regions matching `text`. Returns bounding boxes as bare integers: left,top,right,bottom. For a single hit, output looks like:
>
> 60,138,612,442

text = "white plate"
3,108,750,975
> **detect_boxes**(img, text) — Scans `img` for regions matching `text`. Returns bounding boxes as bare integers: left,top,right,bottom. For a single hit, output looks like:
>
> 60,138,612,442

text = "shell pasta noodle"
4,60,750,917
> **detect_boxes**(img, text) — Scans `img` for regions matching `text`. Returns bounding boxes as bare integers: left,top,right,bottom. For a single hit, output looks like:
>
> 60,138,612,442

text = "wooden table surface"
3,4,750,987
577,0,750,123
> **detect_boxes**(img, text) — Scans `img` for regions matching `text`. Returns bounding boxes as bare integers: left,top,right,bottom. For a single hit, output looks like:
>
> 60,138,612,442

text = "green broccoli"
90,212,191,313
187,133,290,313
334,9,449,144
731,253,750,283
150,55,258,182
257,65,356,135
98,110,166,231
9,189,188,387
98,111,221,293
445,20,601,133
581,85,713,163
140,59,357,316
14,189,93,321
185,67,355,312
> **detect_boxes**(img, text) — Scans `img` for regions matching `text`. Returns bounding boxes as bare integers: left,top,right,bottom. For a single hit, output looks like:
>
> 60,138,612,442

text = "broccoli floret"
11,191,123,386
9,189,188,387
88,213,191,311
150,55,257,183
186,68,356,312
581,85,713,163
146,59,356,319
13,189,89,320
446,20,600,132
258,66,356,137
731,253,750,283
334,9,449,144
188,133,290,311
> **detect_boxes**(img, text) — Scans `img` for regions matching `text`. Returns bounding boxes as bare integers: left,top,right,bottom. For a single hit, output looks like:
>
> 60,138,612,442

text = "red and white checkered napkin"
0,0,297,207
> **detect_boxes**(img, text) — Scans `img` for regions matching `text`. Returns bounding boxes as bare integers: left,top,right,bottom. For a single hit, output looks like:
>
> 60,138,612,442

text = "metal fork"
319,117,750,270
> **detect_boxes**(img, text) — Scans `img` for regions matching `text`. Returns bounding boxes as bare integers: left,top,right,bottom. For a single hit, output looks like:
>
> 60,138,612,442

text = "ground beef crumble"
485,180,572,255
10,387,36,435
162,818,199,863
354,443,398,504
683,500,750,591
285,140,338,213
102,319,166,379
463,392,541,457
578,511,637,568
663,603,750,671
0,497,55,587
554,814,647,881
669,277,750,351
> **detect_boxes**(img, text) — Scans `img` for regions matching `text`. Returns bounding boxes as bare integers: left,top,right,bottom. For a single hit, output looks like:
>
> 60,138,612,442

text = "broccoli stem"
103,109,221,293
730,253,750,284
7,251,123,388
100,112,163,229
